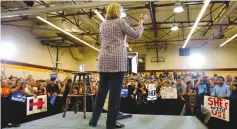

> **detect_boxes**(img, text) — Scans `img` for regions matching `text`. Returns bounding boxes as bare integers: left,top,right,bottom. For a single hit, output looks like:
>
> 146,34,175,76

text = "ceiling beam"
148,2,158,40
202,3,227,36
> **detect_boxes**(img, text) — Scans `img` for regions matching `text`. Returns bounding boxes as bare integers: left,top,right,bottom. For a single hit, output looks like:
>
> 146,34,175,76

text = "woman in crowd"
181,81,197,115
38,82,47,95
25,75,38,97
158,80,174,114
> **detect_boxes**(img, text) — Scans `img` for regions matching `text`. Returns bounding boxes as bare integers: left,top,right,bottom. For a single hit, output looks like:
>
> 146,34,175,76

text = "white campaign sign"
204,96,229,122
26,95,47,115
160,87,177,99
147,84,157,101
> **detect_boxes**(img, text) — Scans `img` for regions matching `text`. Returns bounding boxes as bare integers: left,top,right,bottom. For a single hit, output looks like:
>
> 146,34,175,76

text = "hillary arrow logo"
29,98,45,110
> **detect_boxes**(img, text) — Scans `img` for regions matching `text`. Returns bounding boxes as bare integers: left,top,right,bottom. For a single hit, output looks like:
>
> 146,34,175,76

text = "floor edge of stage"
12,112,207,129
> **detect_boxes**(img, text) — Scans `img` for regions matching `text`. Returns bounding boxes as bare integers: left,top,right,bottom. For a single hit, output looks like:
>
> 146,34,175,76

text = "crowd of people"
0,74,74,128
1,71,237,128
115,71,237,128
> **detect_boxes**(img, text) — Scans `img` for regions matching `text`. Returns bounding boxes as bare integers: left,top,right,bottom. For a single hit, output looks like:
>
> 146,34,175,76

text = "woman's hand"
139,13,149,25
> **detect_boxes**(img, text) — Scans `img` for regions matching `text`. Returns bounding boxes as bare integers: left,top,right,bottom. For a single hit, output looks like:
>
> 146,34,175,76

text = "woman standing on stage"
89,3,148,129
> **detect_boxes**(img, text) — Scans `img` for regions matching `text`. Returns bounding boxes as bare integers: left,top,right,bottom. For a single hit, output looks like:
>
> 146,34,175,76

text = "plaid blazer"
97,18,144,72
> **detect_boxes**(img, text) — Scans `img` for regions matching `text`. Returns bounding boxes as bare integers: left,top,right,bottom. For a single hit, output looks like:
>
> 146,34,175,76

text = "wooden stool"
63,72,94,119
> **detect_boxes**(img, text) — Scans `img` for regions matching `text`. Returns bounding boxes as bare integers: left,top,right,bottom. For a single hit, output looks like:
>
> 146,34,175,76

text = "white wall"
78,39,237,71
1,25,79,80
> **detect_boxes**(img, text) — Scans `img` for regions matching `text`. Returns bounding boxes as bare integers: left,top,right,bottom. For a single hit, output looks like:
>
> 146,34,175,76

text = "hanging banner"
11,92,26,103
27,95,47,115
160,87,177,99
121,89,128,97
204,96,229,122
147,84,157,101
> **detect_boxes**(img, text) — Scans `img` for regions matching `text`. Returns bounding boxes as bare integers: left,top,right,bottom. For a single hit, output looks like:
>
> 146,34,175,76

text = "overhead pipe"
1,1,133,18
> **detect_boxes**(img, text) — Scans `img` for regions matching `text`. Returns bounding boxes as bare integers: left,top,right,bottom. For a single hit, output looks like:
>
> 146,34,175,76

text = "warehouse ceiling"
1,0,237,52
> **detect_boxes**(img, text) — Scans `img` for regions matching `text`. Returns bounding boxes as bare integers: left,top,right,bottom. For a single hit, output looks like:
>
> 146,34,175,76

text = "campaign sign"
121,89,128,97
204,96,229,122
160,87,177,99
11,92,26,103
27,95,47,115
50,94,56,105
147,84,157,101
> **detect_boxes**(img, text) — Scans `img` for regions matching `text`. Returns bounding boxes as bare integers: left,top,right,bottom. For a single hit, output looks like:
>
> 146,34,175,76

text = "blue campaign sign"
50,94,56,105
11,92,26,103
121,89,128,97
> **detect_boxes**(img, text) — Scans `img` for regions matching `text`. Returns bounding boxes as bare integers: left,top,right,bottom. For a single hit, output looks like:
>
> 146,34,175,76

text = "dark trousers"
90,72,125,127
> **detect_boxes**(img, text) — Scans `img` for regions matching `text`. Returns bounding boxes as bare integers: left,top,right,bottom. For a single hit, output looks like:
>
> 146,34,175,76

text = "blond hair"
106,3,121,20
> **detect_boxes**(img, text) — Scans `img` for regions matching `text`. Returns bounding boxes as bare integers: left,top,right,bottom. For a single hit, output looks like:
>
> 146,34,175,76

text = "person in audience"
133,82,147,103
175,78,187,101
173,70,178,80
25,81,38,97
181,81,197,115
1,79,21,128
202,72,205,76
181,80,211,125
230,76,237,98
124,77,129,84
61,78,72,109
155,81,162,99
229,76,237,129
92,81,99,94
46,78,60,97
13,78,26,93
184,72,188,78
10,77,17,87
195,75,214,101
196,72,200,78
25,75,38,97
225,73,233,85
128,78,136,100
122,82,127,89
38,83,46,95
211,76,231,99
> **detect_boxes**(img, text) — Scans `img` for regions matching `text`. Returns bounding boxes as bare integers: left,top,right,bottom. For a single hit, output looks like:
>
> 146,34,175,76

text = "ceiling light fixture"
171,24,179,31
94,9,130,48
220,33,237,47
174,2,184,13
182,0,210,48
36,16,100,51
